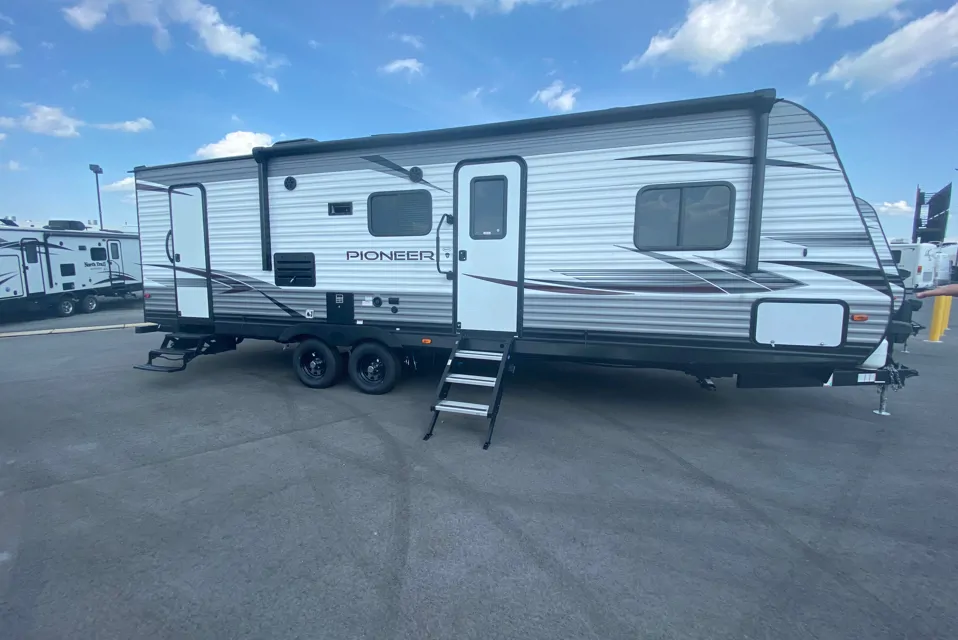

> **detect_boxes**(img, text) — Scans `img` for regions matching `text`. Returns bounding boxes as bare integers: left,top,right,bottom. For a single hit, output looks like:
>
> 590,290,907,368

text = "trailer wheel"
292,339,339,389
56,296,77,317
348,341,401,395
79,294,98,314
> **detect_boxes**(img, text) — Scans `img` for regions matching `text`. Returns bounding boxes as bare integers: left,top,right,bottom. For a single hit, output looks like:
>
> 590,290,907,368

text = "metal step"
150,348,197,358
133,362,187,373
434,400,490,417
456,350,503,361
445,373,497,387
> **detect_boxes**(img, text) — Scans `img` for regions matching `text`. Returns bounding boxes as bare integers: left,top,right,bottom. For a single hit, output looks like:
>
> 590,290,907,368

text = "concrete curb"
0,322,156,339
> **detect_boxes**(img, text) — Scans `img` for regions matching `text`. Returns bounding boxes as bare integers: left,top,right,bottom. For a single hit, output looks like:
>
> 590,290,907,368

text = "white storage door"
754,301,846,347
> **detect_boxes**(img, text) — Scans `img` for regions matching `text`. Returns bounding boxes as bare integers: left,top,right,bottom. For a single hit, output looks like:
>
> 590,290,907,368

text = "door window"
23,242,39,264
110,244,120,259
470,176,507,240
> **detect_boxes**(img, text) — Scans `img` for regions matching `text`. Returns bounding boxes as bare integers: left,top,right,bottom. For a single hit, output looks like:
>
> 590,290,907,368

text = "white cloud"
3,160,22,171
6,62,21,69
252,73,279,92
0,104,152,137
530,79,579,112
877,200,913,216
392,33,424,49
391,0,592,15
94,117,154,132
73,79,91,91
103,176,135,191
810,4,958,94
0,133,5,142
63,0,270,64
464,86,484,100
231,113,242,123
41,41,55,49
379,58,424,76
195,130,272,159
0,13,14,25
0,32,20,56
627,0,906,73
307,39,320,49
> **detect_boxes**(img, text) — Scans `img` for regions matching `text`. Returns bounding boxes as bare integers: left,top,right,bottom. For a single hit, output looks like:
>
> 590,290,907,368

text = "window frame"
90,246,108,261
633,181,736,252
366,189,433,238
469,175,508,241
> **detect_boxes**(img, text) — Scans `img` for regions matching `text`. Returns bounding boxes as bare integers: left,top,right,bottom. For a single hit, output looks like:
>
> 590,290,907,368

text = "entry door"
107,240,124,284
455,159,525,333
169,185,212,320
20,240,46,295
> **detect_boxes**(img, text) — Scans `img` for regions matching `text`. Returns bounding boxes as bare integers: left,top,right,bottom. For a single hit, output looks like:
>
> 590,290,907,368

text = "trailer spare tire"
348,341,400,395
292,339,339,389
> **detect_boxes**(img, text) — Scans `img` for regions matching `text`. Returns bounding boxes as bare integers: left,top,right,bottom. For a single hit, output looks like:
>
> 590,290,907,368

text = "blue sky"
1,0,956,239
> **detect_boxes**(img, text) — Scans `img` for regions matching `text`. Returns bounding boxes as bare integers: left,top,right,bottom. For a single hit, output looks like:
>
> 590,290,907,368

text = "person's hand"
916,284,958,299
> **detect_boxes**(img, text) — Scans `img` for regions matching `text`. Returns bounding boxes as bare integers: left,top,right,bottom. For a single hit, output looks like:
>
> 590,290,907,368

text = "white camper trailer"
131,89,916,447
934,243,956,286
0,221,142,317
891,242,938,292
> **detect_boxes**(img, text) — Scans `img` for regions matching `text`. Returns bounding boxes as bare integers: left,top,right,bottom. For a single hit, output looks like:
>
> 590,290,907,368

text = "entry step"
150,348,197,357
456,350,503,361
445,373,497,387
133,362,187,373
434,400,490,417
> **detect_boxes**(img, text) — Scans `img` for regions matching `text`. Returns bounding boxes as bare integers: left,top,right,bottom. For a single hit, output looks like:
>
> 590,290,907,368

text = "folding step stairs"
134,332,236,373
424,335,515,449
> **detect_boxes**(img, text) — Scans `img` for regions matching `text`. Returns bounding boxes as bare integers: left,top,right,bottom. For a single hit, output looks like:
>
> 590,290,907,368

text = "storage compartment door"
0,255,25,300
753,300,847,348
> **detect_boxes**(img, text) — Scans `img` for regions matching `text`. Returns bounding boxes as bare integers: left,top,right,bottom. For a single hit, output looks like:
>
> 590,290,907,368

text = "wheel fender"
277,323,402,349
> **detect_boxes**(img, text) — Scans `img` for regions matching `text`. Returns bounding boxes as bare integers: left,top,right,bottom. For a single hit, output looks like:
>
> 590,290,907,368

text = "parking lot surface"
1,311,956,639
0,296,143,333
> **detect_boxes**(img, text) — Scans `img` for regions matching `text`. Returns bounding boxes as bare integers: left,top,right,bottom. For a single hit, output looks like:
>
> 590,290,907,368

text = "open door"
107,239,125,285
168,184,212,320
454,158,526,334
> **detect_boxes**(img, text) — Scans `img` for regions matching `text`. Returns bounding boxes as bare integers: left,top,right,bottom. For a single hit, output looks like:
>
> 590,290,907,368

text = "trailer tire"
348,341,400,395
56,296,77,317
292,339,339,389
79,294,98,314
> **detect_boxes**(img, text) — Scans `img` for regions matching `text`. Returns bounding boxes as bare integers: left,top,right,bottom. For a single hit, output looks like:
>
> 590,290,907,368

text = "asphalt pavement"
0,305,956,639
0,295,144,333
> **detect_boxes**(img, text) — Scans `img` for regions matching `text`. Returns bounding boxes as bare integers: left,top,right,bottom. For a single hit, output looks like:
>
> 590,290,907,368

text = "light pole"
89,164,104,230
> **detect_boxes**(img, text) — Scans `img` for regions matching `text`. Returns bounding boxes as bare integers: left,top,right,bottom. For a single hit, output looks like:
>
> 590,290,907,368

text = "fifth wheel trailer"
131,89,917,447
0,222,141,317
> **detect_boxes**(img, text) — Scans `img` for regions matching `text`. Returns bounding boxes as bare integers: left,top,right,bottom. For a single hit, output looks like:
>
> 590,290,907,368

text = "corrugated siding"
136,187,176,319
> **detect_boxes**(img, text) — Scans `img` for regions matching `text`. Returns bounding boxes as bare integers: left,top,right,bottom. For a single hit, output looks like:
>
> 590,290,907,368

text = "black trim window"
891,249,902,264
109,244,120,259
368,190,432,237
634,182,734,251
60,263,76,277
90,247,107,261
23,242,39,264
470,176,507,240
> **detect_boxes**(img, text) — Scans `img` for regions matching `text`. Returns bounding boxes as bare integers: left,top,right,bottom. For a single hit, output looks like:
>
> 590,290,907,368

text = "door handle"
458,250,467,261
435,213,453,280
174,253,181,262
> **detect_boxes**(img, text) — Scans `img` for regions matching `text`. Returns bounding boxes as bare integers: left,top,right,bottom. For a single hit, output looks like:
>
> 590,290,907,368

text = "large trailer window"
90,247,107,261
60,263,76,277
367,190,432,237
891,250,902,263
634,183,734,251
470,176,507,240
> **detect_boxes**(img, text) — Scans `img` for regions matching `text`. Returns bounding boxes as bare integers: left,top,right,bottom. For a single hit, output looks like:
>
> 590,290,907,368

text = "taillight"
917,265,923,273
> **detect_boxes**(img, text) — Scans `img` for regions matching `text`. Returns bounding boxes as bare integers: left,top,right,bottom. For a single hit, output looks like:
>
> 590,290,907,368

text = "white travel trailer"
890,242,938,291
0,221,142,317
131,89,916,447
934,243,956,286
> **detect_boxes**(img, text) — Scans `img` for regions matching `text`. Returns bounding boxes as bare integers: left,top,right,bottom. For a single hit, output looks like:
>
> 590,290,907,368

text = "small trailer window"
367,190,432,237
23,242,39,264
470,176,507,240
60,263,76,277
891,250,902,264
634,183,734,251
90,247,107,261
110,244,120,259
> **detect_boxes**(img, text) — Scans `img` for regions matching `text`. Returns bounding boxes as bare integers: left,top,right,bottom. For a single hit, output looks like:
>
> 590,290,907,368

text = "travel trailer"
131,89,916,447
890,242,938,291
0,221,141,317
934,243,956,286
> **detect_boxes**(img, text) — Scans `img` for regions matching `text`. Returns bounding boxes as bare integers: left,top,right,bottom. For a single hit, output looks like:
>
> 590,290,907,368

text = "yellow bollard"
927,296,948,342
